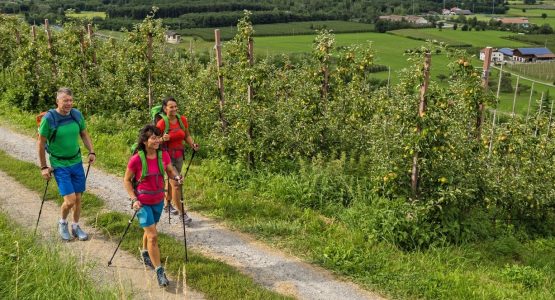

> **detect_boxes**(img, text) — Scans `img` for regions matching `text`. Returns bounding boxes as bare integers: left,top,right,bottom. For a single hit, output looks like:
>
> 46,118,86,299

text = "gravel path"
0,125,384,300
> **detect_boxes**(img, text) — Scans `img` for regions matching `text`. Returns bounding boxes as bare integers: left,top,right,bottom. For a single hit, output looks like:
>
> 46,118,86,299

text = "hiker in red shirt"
123,124,183,287
156,97,199,223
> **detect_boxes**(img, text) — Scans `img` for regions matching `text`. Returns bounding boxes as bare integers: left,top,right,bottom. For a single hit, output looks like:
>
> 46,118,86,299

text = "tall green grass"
0,213,123,299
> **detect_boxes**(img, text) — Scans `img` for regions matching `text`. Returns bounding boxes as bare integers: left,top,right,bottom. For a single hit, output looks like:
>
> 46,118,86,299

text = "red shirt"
156,115,189,159
127,151,171,205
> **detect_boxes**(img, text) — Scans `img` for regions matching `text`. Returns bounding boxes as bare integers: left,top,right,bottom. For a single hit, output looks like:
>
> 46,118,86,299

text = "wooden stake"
525,82,535,126
31,25,36,42
535,92,545,137
488,65,503,158
511,75,520,118
477,47,492,141
15,29,21,46
147,32,153,111
44,19,57,77
247,38,255,168
411,52,431,197
87,24,97,65
214,29,227,131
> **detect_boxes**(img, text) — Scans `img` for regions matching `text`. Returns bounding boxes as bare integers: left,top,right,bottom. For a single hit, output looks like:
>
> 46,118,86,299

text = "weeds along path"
0,125,383,300
0,169,204,299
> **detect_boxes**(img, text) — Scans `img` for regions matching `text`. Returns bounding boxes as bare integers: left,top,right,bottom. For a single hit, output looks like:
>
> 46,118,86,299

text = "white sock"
72,223,79,229
59,218,67,224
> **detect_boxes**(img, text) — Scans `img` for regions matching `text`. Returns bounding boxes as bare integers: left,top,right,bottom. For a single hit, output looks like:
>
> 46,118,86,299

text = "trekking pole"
179,150,196,262
85,162,91,181
179,183,189,262
183,150,196,179
34,178,51,235
108,210,138,266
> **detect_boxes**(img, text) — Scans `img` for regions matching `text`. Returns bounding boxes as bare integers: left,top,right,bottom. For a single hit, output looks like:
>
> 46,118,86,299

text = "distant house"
497,17,529,25
378,15,428,25
452,8,472,15
512,48,555,62
498,48,514,60
442,7,472,15
165,31,181,44
479,48,504,63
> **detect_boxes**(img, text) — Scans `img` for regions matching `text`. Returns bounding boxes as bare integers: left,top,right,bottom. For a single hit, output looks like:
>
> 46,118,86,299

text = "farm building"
479,48,504,63
442,7,472,15
483,47,555,63
512,48,555,62
496,17,529,26
165,31,181,44
378,15,429,25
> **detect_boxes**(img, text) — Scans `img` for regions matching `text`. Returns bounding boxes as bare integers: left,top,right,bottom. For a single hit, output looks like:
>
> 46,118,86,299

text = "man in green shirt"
38,87,96,241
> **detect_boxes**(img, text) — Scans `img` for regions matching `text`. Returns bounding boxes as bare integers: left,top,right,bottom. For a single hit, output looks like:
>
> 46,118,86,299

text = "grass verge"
0,212,122,299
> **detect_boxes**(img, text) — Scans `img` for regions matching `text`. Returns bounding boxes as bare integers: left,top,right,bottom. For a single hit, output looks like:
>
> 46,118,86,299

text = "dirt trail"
0,170,204,300
0,125,384,300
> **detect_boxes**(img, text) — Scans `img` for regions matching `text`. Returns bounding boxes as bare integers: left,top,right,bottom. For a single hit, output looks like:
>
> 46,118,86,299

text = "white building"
165,31,181,44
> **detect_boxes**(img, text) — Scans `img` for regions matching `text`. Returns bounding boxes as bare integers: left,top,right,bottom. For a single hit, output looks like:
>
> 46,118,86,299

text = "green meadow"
390,28,531,48
179,20,375,41
66,11,106,20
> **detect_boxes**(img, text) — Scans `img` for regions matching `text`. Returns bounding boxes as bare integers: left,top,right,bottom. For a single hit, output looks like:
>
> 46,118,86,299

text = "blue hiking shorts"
53,162,86,197
137,200,164,228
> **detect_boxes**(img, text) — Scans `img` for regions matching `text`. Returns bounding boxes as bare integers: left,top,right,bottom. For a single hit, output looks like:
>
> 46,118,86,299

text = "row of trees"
1,12,554,248
1,0,510,31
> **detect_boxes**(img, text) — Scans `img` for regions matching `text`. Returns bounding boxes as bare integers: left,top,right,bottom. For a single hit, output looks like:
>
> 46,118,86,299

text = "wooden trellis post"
87,24,97,65
488,65,503,158
31,25,36,42
411,52,431,197
15,29,21,46
511,75,520,118
477,46,492,141
44,19,57,77
247,38,255,168
535,92,545,137
214,29,228,131
147,32,153,111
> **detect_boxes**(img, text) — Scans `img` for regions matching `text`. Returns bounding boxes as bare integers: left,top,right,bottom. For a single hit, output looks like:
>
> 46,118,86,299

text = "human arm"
80,129,96,164
184,130,199,152
123,167,141,210
37,135,52,180
166,163,183,185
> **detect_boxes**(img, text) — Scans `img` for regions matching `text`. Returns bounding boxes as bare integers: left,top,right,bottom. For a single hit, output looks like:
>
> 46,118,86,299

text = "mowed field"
66,11,106,20
180,20,375,41
390,28,531,48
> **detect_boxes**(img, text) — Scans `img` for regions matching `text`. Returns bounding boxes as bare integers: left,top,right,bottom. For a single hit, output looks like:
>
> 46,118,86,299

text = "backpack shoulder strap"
157,150,165,178
161,114,170,134
138,150,147,182
176,114,187,132
69,108,84,131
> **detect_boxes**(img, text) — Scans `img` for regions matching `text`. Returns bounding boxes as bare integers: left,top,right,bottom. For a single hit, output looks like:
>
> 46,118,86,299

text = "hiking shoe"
58,222,71,241
165,205,178,215
71,225,89,241
181,212,192,225
141,250,154,269
156,267,170,287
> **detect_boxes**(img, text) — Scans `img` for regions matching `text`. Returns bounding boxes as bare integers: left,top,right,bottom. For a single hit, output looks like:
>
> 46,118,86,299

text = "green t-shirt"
38,109,86,168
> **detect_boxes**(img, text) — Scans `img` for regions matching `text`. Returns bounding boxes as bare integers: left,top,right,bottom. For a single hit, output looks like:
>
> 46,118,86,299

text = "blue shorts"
137,201,164,228
53,162,86,197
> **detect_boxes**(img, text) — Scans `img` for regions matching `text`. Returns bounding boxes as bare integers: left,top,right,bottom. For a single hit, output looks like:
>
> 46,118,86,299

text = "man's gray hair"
56,87,73,99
